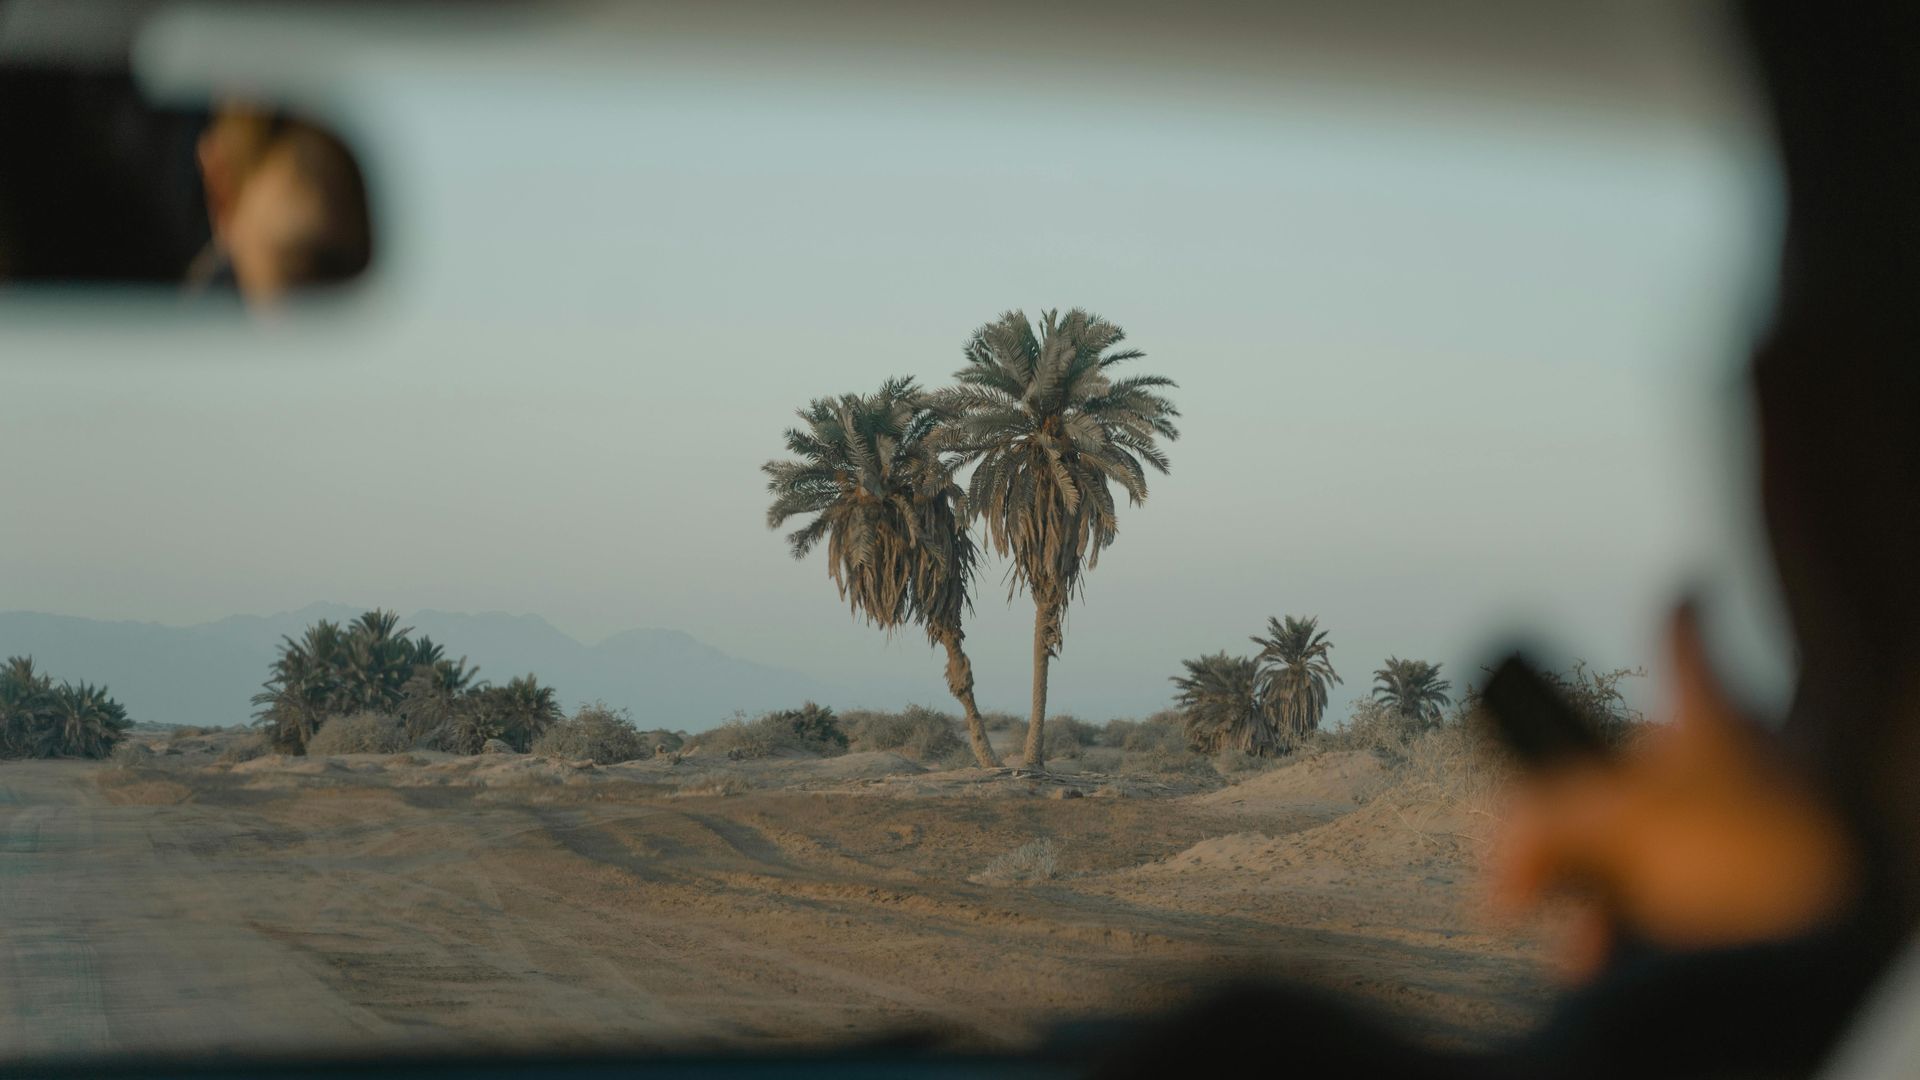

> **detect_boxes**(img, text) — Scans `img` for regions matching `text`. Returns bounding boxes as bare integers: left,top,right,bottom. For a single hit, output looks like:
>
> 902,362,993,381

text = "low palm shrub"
0,656,133,759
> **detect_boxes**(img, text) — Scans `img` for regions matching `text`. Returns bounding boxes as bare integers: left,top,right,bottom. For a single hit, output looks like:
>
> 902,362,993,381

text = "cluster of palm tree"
765,308,1179,770
0,655,132,759
252,609,561,754
1172,615,1342,756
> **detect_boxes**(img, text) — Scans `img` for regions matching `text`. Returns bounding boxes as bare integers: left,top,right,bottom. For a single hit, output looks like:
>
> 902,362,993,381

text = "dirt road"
0,755,1547,1061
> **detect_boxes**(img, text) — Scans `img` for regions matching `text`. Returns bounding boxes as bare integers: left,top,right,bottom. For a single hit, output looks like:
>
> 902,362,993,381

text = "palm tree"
46,681,131,758
1253,615,1341,746
1171,652,1277,757
764,376,1002,767
942,309,1179,769
0,659,131,759
1,656,54,758
398,653,479,746
485,674,562,751
341,609,415,713
1372,657,1452,731
253,618,350,752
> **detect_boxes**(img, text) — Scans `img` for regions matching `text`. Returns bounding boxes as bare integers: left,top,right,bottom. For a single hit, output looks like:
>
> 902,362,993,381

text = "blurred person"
187,105,371,305
1098,1,1920,1075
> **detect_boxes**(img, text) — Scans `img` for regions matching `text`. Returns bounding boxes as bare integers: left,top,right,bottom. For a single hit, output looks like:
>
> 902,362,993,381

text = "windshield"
0,0,1786,1064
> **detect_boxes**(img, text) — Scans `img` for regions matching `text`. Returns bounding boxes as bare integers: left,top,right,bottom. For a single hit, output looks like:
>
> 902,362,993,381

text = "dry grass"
971,839,1059,885
217,731,270,764
669,771,753,798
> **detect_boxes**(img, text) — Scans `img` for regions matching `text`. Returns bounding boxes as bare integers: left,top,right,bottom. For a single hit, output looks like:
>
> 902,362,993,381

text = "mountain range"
0,603,845,731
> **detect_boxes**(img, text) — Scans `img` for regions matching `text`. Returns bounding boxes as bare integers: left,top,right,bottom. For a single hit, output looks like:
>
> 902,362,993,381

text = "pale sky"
0,11,1792,722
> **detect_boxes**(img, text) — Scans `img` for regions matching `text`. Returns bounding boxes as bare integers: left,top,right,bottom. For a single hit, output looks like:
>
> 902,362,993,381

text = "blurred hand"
1488,605,1859,982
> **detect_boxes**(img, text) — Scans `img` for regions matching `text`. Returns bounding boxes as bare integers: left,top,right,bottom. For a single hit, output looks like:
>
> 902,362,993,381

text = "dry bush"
841,705,966,763
1072,745,1125,773
1041,715,1099,761
972,839,1059,885
1314,698,1428,755
170,725,212,738
219,732,270,763
670,771,752,797
532,702,651,763
980,711,1023,732
306,712,407,755
110,741,153,768
699,710,833,760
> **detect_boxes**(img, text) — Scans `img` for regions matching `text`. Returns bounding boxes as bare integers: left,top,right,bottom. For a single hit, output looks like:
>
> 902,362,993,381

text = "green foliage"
1371,657,1453,732
252,609,558,755
1172,652,1281,757
1253,615,1341,744
0,655,133,759
764,378,998,766
944,309,1180,624
769,702,848,752
942,308,1179,765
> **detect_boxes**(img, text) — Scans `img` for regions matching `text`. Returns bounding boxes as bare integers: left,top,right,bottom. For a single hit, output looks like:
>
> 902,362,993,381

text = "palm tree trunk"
935,625,1001,768
1024,597,1055,771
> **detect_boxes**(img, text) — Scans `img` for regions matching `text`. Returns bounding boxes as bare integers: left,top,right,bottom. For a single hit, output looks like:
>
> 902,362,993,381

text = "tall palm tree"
1171,652,1277,757
764,376,1002,767
1372,657,1453,730
1253,615,1341,747
943,309,1179,769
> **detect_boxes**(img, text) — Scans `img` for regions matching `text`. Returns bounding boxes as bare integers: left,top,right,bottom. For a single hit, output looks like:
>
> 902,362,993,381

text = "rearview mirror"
0,67,373,304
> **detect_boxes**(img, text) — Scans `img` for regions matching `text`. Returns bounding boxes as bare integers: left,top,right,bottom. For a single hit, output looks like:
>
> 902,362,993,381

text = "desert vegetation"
0,655,132,759
252,609,563,754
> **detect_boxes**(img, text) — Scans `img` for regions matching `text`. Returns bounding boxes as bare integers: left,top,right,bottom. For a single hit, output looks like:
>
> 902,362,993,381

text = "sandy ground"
0,735,1551,1062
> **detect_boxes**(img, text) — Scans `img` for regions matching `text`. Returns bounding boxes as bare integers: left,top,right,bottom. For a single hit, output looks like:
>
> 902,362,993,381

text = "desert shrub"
981,711,1024,733
1451,660,1648,749
111,741,154,768
767,702,848,753
700,711,824,760
972,839,1059,885
841,705,964,761
306,711,407,755
1072,745,1125,773
1313,697,1425,754
171,725,212,738
218,731,270,763
1040,715,1099,760
671,771,753,797
532,702,651,764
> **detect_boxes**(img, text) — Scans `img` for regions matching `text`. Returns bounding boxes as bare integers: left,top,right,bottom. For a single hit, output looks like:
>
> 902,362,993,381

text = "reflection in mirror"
0,70,371,306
